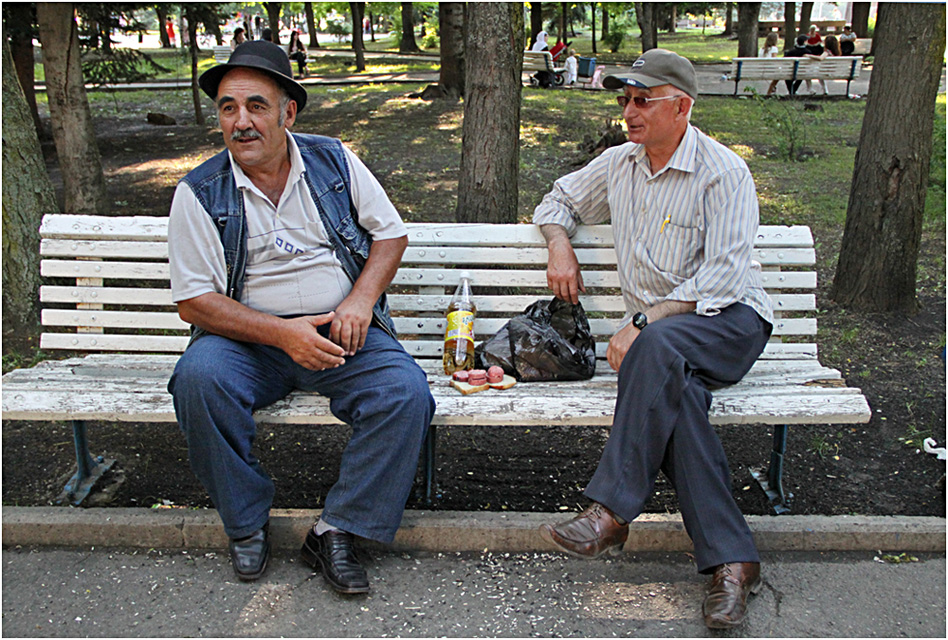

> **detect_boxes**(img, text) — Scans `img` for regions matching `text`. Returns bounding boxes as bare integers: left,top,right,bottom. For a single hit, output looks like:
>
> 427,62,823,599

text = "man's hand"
330,296,374,355
606,322,640,372
279,312,347,370
541,225,585,304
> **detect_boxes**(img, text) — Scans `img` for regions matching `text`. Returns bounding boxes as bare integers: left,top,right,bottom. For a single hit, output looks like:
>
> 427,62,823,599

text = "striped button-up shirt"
533,124,774,329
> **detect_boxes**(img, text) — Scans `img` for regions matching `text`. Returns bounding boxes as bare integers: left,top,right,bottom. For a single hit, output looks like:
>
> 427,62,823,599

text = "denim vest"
180,133,397,341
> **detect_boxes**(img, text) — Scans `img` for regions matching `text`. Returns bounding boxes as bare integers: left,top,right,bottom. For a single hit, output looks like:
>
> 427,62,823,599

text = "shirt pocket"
645,221,702,278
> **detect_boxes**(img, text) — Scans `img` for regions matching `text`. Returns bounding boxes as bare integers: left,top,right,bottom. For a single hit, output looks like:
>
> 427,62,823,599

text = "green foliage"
602,20,628,53
81,47,170,86
420,18,439,49
746,87,808,162
325,12,351,39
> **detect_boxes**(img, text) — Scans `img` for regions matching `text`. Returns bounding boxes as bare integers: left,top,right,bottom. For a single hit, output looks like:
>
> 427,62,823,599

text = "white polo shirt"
169,134,407,316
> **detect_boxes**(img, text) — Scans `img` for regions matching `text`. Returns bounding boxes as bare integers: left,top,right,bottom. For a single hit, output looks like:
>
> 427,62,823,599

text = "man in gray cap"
533,48,773,629
166,40,434,592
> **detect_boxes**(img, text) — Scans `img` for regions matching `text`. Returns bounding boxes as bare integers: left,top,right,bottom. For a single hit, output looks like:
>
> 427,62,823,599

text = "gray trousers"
585,303,772,573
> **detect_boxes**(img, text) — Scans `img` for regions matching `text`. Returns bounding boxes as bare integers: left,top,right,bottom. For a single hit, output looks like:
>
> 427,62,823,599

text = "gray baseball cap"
602,49,698,100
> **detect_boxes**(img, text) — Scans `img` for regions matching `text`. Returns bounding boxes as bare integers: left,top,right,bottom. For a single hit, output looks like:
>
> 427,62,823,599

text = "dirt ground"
2,86,945,519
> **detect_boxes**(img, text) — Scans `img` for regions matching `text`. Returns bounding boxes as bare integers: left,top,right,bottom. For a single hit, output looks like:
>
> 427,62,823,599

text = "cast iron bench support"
750,424,792,514
55,420,116,506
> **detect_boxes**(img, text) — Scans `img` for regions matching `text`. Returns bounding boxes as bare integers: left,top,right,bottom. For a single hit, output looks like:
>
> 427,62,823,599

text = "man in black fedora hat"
166,40,435,592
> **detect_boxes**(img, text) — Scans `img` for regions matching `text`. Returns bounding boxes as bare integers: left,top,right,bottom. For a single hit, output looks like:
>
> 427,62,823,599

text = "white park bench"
727,56,863,97
1,215,871,514
522,50,566,87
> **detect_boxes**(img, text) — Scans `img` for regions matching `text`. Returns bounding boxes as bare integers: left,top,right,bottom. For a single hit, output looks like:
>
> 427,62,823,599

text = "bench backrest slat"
38,216,820,362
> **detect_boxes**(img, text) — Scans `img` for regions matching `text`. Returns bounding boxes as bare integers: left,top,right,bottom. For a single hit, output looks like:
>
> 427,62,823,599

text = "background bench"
727,56,863,97
1,215,871,514
522,50,565,86
213,44,289,63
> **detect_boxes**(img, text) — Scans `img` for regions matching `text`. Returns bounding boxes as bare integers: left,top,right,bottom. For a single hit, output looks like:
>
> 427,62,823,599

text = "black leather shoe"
229,522,270,581
300,525,369,594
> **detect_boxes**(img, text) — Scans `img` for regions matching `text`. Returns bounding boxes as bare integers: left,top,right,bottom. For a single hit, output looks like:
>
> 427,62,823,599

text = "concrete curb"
2,507,944,553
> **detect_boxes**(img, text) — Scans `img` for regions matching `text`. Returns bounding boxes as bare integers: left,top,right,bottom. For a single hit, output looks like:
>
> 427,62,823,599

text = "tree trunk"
530,2,543,48
265,2,282,44
400,2,420,52
456,2,523,223
799,2,813,35
590,2,597,54
736,3,761,58
36,3,108,215
304,3,319,47
206,14,223,46
723,2,734,36
601,4,609,39
350,3,365,71
4,3,44,138
635,3,658,52
560,2,567,41
438,3,465,99
2,38,57,340
184,6,204,125
156,4,170,48
831,3,945,313
850,3,871,39
368,11,375,42
783,2,796,51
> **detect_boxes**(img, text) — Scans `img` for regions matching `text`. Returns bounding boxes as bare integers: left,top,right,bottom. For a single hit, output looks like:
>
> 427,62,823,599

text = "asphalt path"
2,547,944,637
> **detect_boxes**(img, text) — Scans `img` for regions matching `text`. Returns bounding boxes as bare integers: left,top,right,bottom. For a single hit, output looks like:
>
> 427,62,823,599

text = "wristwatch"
632,312,648,330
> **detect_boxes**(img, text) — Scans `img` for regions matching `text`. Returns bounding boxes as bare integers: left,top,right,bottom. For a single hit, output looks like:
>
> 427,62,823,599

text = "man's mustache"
231,128,262,141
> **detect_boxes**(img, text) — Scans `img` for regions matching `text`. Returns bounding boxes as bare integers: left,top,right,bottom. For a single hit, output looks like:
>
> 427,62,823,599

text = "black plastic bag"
475,298,596,382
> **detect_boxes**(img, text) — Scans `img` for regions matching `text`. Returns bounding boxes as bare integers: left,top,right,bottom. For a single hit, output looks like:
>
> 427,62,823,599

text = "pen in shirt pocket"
660,214,672,233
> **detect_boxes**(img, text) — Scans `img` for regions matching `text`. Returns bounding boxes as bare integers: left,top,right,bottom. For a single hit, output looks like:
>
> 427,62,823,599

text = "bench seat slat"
40,217,816,250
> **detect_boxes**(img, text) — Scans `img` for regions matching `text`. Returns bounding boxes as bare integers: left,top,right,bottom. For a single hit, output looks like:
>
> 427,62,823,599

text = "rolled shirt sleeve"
532,145,620,234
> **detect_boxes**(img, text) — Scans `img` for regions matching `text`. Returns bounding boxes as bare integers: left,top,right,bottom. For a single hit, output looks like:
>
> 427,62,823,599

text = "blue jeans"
168,326,434,542
585,303,772,573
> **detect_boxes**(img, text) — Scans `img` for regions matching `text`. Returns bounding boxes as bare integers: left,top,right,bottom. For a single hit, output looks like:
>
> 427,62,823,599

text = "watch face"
633,312,647,329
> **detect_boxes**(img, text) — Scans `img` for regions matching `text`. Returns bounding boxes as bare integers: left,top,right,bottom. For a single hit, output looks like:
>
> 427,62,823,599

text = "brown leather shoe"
703,562,762,629
538,502,629,559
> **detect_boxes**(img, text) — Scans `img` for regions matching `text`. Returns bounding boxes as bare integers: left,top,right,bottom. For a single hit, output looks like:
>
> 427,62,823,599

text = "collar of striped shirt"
628,124,699,178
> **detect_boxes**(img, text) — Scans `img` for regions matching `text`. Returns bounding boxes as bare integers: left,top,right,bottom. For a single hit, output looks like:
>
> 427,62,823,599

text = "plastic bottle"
443,272,476,375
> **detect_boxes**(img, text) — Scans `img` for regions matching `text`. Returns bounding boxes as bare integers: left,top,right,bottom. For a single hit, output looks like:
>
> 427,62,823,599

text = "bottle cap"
459,271,472,281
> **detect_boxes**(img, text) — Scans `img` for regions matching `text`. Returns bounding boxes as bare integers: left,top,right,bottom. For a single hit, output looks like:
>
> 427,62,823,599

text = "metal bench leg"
420,424,438,506
749,424,792,514
55,420,115,506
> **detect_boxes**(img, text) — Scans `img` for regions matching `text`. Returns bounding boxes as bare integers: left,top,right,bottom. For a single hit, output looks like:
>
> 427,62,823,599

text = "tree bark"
304,2,319,48
437,3,465,99
723,2,734,36
799,2,813,35
184,5,204,125
635,3,658,52
265,2,282,44
36,3,109,215
560,2,567,41
850,3,871,39
530,2,543,48
2,38,58,340
350,3,365,71
831,3,946,313
590,2,597,54
736,3,761,58
783,2,796,51
400,2,420,52
3,3,44,138
601,4,609,39
155,4,170,48
456,2,523,223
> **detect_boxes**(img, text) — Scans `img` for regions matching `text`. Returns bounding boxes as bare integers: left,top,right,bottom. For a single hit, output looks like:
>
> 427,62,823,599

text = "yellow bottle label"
445,310,475,344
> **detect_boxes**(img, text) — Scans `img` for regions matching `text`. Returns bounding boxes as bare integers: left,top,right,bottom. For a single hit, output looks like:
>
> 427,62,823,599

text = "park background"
2,2,945,521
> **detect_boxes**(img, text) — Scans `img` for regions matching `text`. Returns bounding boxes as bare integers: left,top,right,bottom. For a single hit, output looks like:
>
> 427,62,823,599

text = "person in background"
166,17,176,48
288,29,308,78
530,30,556,89
782,34,810,96
805,24,823,54
563,48,578,86
759,31,780,96
260,27,274,43
231,27,246,50
806,34,841,95
838,24,858,55
534,49,773,630
532,30,549,52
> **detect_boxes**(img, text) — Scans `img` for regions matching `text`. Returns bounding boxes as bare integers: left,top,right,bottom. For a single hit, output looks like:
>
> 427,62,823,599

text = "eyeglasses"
617,94,686,109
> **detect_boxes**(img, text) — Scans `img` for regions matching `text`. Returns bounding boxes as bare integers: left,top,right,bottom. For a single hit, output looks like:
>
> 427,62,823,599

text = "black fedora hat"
199,40,307,111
